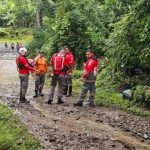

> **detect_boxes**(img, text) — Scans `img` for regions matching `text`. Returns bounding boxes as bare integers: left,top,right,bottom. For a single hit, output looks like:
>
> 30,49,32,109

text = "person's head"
86,49,95,59
39,51,44,57
19,47,27,56
59,47,66,54
64,46,70,53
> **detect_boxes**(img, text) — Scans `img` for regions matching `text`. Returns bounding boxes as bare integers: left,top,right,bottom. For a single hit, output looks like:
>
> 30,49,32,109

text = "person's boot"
63,85,68,95
74,100,83,107
23,97,30,103
88,101,95,107
19,97,24,103
46,98,53,105
57,98,64,104
20,96,30,103
39,89,44,96
66,86,72,97
33,90,38,98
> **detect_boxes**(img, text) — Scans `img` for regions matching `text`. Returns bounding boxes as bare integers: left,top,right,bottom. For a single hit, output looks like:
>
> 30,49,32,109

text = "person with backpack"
16,47,38,103
33,51,48,98
74,49,98,107
46,48,70,104
63,46,74,97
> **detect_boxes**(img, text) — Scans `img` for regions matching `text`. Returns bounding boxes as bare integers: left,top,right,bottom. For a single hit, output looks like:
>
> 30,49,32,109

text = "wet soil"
0,46,150,150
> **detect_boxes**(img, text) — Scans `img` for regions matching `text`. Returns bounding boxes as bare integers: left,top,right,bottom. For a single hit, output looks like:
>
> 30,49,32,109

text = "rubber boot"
39,89,44,96
57,98,64,104
20,96,30,103
46,98,53,105
63,85,68,95
33,90,38,98
66,86,72,97
74,100,83,107
23,97,30,103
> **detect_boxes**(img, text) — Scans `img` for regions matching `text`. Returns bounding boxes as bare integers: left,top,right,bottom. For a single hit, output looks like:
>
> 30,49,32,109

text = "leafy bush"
72,69,82,79
133,85,150,106
105,0,150,87
0,31,8,37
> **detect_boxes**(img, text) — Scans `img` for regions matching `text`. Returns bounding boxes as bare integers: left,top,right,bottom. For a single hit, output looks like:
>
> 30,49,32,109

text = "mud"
0,45,150,150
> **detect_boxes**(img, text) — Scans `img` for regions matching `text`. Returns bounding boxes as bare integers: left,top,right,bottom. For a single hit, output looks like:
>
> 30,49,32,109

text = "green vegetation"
0,28,33,44
0,104,41,150
72,70,150,117
1,0,150,116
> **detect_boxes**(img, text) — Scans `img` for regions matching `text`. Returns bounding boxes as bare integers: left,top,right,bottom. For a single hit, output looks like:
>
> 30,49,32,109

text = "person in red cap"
74,49,98,107
16,47,38,103
46,47,70,104
63,46,74,97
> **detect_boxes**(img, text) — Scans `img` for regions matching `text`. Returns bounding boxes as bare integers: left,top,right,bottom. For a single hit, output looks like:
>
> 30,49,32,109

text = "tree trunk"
36,0,42,28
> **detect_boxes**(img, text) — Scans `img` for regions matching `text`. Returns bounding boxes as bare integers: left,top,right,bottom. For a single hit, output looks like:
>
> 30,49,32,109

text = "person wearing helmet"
33,51,48,98
16,47,37,103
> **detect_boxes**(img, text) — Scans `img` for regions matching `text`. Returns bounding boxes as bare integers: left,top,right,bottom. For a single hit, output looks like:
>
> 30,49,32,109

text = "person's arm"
82,60,97,79
21,57,35,71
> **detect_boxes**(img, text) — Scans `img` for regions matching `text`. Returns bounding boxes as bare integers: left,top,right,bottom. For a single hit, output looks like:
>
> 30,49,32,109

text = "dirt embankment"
0,49,150,150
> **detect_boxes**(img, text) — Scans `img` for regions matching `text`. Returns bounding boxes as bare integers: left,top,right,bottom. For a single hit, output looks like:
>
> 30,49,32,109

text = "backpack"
53,53,66,71
16,55,33,69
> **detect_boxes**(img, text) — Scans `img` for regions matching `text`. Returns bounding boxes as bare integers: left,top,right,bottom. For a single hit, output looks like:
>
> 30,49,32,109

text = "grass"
0,104,41,150
0,27,33,45
95,90,150,117
72,70,150,118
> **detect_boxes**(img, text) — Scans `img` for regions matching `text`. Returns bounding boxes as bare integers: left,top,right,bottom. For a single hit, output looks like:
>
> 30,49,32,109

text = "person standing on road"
46,48,70,104
11,43,15,51
16,42,20,52
74,49,98,107
33,51,48,98
16,47,38,103
5,42,8,48
63,46,74,97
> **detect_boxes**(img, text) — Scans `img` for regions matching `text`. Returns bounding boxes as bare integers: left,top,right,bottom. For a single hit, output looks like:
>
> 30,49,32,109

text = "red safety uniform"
50,52,70,75
16,55,35,75
82,58,98,82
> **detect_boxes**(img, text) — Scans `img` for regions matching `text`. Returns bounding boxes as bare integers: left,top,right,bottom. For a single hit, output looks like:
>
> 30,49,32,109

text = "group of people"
5,42,23,51
16,46,98,107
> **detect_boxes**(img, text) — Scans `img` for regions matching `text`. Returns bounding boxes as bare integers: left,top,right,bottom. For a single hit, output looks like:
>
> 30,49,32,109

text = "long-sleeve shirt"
16,55,35,75
82,58,98,82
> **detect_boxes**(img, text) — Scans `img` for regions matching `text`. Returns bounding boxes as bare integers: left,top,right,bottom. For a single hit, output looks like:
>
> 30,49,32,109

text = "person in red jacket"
46,47,70,104
63,46,74,97
74,49,98,107
16,47,37,103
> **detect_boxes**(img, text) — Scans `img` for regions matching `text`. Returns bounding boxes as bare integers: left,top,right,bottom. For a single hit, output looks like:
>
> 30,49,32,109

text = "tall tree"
35,0,42,28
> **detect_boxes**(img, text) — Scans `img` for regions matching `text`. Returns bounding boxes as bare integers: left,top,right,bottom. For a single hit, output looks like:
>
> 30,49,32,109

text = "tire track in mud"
0,49,150,150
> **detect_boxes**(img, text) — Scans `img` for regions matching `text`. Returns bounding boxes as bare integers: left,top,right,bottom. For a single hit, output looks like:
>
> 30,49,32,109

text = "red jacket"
50,52,70,75
66,52,74,75
16,55,35,75
82,58,98,82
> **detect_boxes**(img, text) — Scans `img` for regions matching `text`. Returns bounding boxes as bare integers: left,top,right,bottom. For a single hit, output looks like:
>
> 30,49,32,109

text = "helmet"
19,47,27,55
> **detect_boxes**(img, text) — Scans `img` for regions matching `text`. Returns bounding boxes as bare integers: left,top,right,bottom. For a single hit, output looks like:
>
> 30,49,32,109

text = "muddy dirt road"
0,46,150,150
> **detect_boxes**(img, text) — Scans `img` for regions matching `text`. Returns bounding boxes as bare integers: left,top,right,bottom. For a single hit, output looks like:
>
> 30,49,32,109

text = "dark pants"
66,75,72,87
79,82,96,103
35,74,45,91
49,74,66,100
19,74,29,99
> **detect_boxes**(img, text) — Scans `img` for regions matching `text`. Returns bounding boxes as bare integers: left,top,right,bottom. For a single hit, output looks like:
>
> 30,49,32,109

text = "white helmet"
19,47,27,55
